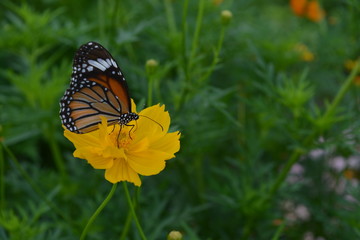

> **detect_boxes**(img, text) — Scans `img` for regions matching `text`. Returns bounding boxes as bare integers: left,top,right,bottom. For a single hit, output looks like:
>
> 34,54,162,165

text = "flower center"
109,126,135,149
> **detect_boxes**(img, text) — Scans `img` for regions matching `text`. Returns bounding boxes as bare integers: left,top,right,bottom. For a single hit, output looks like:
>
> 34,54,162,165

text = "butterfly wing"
60,42,132,133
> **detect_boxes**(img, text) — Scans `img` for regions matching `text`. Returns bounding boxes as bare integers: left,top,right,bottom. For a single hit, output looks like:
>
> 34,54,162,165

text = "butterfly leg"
109,124,116,134
126,124,136,140
116,124,123,148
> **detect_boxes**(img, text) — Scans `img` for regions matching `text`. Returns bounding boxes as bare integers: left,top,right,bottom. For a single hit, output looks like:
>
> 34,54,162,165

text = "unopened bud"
221,10,233,25
146,59,158,75
167,230,183,240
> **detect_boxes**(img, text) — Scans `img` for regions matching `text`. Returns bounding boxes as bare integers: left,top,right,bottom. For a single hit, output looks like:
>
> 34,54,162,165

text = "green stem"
243,62,360,238
181,0,189,82
164,0,177,34
147,75,154,107
268,60,360,198
175,0,190,111
323,60,360,120
0,142,4,210
123,182,147,240
46,126,67,181
80,183,118,240
194,153,204,202
188,0,205,78
119,210,132,240
271,221,287,240
199,25,226,83
119,187,139,240
268,147,305,197
2,143,72,224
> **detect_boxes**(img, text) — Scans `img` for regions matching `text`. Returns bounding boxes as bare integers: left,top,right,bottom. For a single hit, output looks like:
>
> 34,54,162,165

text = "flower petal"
135,104,170,141
127,149,173,175
64,130,99,149
105,158,141,186
76,151,114,169
131,99,137,113
150,131,181,155
128,137,149,153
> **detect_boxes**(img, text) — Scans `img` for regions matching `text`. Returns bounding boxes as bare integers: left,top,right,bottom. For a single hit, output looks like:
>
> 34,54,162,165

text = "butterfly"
60,41,139,134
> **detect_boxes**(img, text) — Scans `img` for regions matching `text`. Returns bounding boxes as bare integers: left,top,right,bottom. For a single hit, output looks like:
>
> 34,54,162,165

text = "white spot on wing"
111,59,118,68
97,58,110,69
106,58,112,66
87,66,93,72
88,60,106,71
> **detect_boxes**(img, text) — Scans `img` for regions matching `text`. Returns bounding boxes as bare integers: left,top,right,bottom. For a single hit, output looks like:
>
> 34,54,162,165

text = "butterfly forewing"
60,41,137,134
88,74,131,113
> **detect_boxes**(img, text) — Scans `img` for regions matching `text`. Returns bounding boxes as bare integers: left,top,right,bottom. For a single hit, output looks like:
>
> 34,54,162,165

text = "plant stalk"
80,183,118,240
123,182,147,240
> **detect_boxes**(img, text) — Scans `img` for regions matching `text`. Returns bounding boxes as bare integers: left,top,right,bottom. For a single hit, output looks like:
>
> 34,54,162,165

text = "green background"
1,0,360,239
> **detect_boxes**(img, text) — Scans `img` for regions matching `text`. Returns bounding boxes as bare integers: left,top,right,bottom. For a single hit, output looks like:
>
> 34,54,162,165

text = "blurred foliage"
1,0,360,239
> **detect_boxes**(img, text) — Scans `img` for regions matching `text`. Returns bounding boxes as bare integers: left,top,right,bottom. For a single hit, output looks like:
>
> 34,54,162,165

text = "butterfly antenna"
138,115,164,131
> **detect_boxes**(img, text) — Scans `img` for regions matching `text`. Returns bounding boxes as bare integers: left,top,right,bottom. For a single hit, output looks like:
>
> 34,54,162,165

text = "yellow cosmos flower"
64,102,180,186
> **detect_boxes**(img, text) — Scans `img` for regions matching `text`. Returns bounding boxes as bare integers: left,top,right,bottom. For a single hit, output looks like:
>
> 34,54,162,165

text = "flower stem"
268,147,305,197
188,0,205,78
268,59,360,198
181,0,189,82
147,76,153,107
164,0,177,34
0,143,4,210
242,62,360,238
199,24,226,84
80,183,118,240
2,143,72,223
119,187,138,240
46,126,67,181
122,182,147,240
271,220,287,240
323,60,360,120
119,209,132,240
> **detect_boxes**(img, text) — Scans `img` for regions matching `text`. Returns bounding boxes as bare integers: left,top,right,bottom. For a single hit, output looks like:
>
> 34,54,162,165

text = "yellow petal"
127,149,173,175
130,99,137,113
127,137,149,153
150,131,181,155
134,104,170,141
73,147,95,159
98,116,109,139
64,130,99,149
103,145,127,159
73,147,114,169
105,158,141,186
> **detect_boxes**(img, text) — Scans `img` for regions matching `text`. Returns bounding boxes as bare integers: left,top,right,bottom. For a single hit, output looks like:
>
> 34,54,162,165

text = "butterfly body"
60,42,139,133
